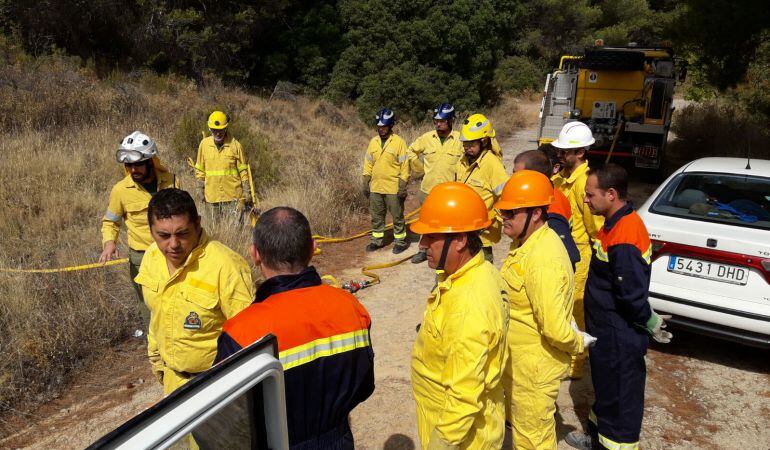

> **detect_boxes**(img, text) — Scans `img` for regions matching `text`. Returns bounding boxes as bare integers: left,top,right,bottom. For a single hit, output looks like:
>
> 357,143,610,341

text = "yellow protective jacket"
552,162,604,248
195,135,249,203
412,252,509,449
456,150,509,247
407,130,463,194
362,133,409,195
135,231,253,394
501,225,583,356
101,164,178,251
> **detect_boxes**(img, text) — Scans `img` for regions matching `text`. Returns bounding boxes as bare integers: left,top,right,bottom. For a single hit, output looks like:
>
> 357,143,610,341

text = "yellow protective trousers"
504,346,568,450
569,244,592,378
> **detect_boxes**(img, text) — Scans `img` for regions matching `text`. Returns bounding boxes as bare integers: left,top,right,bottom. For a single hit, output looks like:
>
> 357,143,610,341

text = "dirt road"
3,122,770,449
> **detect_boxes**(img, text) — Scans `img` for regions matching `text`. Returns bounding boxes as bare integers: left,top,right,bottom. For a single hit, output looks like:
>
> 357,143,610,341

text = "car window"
649,172,770,230
88,334,288,450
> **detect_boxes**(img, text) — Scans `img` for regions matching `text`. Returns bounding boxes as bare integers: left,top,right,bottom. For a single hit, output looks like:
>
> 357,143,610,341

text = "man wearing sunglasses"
99,131,179,328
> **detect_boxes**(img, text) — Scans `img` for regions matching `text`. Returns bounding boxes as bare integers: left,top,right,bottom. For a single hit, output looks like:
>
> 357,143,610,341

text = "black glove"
362,175,371,199
397,179,407,201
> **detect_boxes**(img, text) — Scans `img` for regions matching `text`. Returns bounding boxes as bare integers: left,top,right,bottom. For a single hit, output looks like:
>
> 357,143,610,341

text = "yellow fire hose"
0,258,129,274
3,154,419,294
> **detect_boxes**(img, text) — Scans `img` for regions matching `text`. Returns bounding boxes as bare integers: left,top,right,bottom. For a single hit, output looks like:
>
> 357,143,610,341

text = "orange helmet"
494,170,554,210
411,182,491,234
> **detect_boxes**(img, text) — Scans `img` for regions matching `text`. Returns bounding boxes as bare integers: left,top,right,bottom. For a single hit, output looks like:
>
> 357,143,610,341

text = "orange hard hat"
411,182,491,234
494,170,554,210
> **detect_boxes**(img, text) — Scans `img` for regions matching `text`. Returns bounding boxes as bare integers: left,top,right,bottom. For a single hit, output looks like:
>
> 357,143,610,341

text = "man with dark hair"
496,170,595,450
410,182,508,449
100,131,179,329
135,188,253,396
566,164,671,450
215,207,375,449
514,150,581,268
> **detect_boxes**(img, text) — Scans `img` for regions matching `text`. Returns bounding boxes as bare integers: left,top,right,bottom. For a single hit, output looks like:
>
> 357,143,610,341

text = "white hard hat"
551,122,595,149
116,131,158,164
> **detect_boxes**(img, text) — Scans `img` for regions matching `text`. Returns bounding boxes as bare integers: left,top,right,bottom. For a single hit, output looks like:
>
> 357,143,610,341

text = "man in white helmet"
551,121,604,379
99,131,179,328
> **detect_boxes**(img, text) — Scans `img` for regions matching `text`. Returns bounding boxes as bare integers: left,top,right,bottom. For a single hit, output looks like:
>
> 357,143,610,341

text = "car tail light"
650,239,770,284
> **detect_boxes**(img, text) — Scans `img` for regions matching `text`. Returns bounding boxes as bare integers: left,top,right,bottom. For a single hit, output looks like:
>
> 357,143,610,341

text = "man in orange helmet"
410,182,509,449
495,170,595,449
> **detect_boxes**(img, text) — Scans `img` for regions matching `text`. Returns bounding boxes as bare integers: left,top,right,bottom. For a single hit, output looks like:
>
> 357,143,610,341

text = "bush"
493,56,546,94
667,100,770,171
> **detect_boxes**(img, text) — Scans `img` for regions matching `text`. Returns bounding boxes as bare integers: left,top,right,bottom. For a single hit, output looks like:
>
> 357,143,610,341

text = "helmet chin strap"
435,235,454,276
518,208,534,241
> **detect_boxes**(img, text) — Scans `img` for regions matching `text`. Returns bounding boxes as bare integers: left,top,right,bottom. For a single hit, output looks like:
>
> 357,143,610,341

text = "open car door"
87,334,289,450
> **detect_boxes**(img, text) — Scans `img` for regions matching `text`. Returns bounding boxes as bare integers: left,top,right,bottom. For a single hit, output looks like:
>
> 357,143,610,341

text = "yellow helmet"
459,113,495,141
207,111,229,130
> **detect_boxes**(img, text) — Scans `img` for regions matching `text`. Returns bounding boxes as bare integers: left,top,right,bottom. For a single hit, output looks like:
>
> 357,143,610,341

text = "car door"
87,334,289,450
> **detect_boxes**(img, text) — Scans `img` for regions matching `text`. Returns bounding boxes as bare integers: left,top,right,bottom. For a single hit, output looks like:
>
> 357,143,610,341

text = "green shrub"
493,56,546,94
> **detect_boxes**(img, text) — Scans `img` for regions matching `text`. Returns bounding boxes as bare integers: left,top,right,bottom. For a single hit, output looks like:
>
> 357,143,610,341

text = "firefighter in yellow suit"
135,189,253,396
456,113,509,263
551,122,604,379
195,111,251,212
495,170,595,449
100,131,179,328
411,182,509,450
362,108,410,254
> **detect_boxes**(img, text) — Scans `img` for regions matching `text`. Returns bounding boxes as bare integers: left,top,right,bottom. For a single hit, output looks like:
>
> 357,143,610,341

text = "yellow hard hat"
459,113,495,141
208,111,229,130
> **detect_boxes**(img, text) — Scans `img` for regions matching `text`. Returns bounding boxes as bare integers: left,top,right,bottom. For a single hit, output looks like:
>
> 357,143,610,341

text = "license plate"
667,256,749,285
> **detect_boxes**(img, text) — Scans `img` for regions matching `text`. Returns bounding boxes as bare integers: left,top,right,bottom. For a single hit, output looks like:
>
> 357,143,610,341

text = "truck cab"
537,46,680,171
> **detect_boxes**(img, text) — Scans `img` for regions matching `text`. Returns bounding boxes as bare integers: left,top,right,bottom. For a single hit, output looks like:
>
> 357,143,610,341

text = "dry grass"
667,100,770,171
0,45,526,429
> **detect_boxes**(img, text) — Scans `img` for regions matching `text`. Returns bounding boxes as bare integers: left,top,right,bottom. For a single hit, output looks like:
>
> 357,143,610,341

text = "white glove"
572,320,597,349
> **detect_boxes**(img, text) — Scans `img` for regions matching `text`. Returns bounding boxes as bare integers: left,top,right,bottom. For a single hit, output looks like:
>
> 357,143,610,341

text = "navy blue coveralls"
585,203,652,449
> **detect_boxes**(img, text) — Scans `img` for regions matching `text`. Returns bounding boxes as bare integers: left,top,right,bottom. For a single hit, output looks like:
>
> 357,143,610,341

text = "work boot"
392,241,410,254
565,431,599,450
411,249,428,264
366,242,384,252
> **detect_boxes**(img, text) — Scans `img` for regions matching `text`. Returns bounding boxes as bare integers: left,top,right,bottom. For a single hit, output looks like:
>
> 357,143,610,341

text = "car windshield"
650,172,770,231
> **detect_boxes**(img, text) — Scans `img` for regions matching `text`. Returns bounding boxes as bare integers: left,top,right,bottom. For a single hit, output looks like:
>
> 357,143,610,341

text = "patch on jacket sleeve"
183,311,202,330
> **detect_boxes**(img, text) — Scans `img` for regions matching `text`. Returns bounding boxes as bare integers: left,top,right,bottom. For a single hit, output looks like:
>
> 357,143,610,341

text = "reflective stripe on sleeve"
205,169,240,177
398,154,408,163
237,164,249,171
493,181,506,196
366,153,374,163
104,210,121,222
279,328,371,370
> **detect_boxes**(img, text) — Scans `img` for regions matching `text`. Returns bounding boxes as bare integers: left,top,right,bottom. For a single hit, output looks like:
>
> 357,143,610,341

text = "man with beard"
407,103,463,263
550,122,605,379
100,131,179,328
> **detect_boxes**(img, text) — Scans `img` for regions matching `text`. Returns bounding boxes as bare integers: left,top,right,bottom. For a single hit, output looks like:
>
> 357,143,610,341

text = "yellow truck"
537,45,684,171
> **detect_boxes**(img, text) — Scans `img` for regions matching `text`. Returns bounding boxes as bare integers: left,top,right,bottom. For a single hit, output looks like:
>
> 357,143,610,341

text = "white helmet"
551,122,595,149
116,131,158,164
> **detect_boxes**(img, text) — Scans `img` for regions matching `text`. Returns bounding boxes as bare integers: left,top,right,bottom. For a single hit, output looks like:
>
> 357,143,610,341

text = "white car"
638,157,770,348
